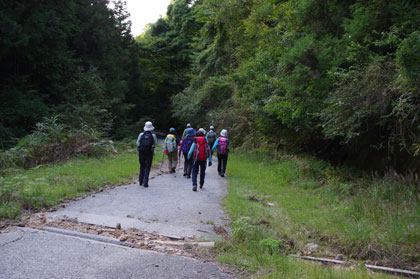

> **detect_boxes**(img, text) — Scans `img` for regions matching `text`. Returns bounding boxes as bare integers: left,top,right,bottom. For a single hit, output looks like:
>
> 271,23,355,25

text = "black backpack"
207,131,217,146
138,131,154,153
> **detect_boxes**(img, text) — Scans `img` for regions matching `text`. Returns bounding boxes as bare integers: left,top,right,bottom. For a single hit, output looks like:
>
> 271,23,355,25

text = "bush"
0,116,117,172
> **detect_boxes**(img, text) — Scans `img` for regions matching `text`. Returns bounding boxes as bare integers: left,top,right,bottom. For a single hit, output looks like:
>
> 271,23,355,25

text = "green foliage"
168,0,420,170
0,116,116,171
0,0,142,146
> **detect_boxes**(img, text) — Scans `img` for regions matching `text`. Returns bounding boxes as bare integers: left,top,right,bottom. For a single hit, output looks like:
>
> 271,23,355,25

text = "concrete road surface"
0,227,230,279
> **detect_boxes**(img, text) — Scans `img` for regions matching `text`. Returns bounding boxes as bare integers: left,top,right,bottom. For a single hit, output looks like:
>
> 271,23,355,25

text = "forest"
1,0,420,172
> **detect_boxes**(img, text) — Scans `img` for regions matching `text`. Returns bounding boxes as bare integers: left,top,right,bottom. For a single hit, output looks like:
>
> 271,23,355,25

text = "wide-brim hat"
144,121,155,131
220,129,227,137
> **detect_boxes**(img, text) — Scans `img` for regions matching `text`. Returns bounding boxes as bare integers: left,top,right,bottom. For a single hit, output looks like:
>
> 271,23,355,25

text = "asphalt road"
47,156,229,239
0,227,230,279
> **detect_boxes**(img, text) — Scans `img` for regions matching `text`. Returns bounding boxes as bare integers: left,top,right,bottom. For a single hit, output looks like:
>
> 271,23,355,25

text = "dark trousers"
183,152,193,176
217,153,228,175
192,160,207,186
139,151,153,185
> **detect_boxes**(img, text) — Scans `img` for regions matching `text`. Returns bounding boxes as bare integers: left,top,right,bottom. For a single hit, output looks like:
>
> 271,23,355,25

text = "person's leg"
144,153,153,186
187,158,193,178
183,153,188,175
139,151,146,185
167,152,172,172
191,161,199,191
221,154,228,176
217,153,222,175
199,161,207,188
171,152,177,172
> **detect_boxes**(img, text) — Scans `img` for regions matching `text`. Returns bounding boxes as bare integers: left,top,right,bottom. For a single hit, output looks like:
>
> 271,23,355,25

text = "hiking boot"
144,183,149,187
221,174,224,177
199,184,203,189
139,181,143,186
192,186,197,191
172,167,176,173
187,175,191,178
183,173,187,176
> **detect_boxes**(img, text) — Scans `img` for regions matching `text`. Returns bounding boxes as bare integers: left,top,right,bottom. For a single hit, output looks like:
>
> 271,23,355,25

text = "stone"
116,223,121,230
304,243,319,254
119,235,128,242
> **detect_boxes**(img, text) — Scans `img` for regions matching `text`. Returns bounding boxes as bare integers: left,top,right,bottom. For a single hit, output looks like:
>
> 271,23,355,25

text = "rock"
116,223,121,230
335,254,344,260
197,242,215,248
267,202,275,207
304,243,319,254
119,235,128,241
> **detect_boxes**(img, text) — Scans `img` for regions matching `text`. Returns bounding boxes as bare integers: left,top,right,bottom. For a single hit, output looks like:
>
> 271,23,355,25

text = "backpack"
138,131,154,153
193,136,209,162
218,137,228,155
181,136,194,154
165,134,177,152
207,131,216,146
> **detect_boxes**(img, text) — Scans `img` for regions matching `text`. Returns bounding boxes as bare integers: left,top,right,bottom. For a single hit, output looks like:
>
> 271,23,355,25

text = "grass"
0,146,163,219
218,149,419,278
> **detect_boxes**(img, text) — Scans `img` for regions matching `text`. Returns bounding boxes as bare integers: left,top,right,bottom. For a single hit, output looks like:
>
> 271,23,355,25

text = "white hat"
198,128,206,134
144,121,155,131
210,125,214,130
220,129,227,137
186,123,191,128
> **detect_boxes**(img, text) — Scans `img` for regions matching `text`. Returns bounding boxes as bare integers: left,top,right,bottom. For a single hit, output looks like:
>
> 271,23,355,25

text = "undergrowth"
219,148,419,278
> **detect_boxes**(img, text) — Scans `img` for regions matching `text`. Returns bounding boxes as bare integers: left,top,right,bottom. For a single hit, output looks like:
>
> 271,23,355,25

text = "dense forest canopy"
1,0,420,171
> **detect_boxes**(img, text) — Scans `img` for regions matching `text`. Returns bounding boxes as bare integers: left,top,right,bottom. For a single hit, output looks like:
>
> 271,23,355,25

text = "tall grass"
219,149,419,278
0,146,163,219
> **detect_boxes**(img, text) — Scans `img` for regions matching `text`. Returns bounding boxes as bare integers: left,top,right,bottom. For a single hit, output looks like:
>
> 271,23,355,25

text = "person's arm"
136,133,143,146
212,138,219,151
187,143,195,159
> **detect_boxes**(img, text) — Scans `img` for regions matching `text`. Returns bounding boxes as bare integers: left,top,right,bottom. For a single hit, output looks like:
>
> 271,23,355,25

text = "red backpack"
194,136,209,161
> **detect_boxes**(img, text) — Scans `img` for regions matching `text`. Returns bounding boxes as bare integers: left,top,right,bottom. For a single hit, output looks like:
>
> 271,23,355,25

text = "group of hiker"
136,121,230,191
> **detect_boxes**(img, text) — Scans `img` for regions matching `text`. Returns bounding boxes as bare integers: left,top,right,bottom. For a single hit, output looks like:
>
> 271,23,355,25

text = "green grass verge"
0,146,163,219
218,149,419,278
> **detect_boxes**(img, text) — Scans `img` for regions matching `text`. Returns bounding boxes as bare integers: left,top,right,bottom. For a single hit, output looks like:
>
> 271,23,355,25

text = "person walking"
188,130,212,191
212,129,229,177
181,123,192,139
179,128,195,178
136,121,158,187
206,125,217,158
164,128,179,173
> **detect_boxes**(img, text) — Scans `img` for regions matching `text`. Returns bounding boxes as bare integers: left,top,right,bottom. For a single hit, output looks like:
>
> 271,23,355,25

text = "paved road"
0,155,232,278
47,157,229,239
0,227,230,279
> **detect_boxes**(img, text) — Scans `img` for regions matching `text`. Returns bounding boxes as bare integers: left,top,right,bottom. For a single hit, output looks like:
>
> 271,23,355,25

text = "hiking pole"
159,150,165,172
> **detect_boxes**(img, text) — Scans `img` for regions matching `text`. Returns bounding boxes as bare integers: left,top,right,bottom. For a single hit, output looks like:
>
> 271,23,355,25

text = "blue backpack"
182,136,194,154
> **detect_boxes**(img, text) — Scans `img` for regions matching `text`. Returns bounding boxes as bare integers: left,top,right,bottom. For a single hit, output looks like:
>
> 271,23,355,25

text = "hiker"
164,128,180,173
181,123,192,139
206,125,217,158
212,129,229,177
136,121,158,187
188,130,212,191
179,128,195,178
